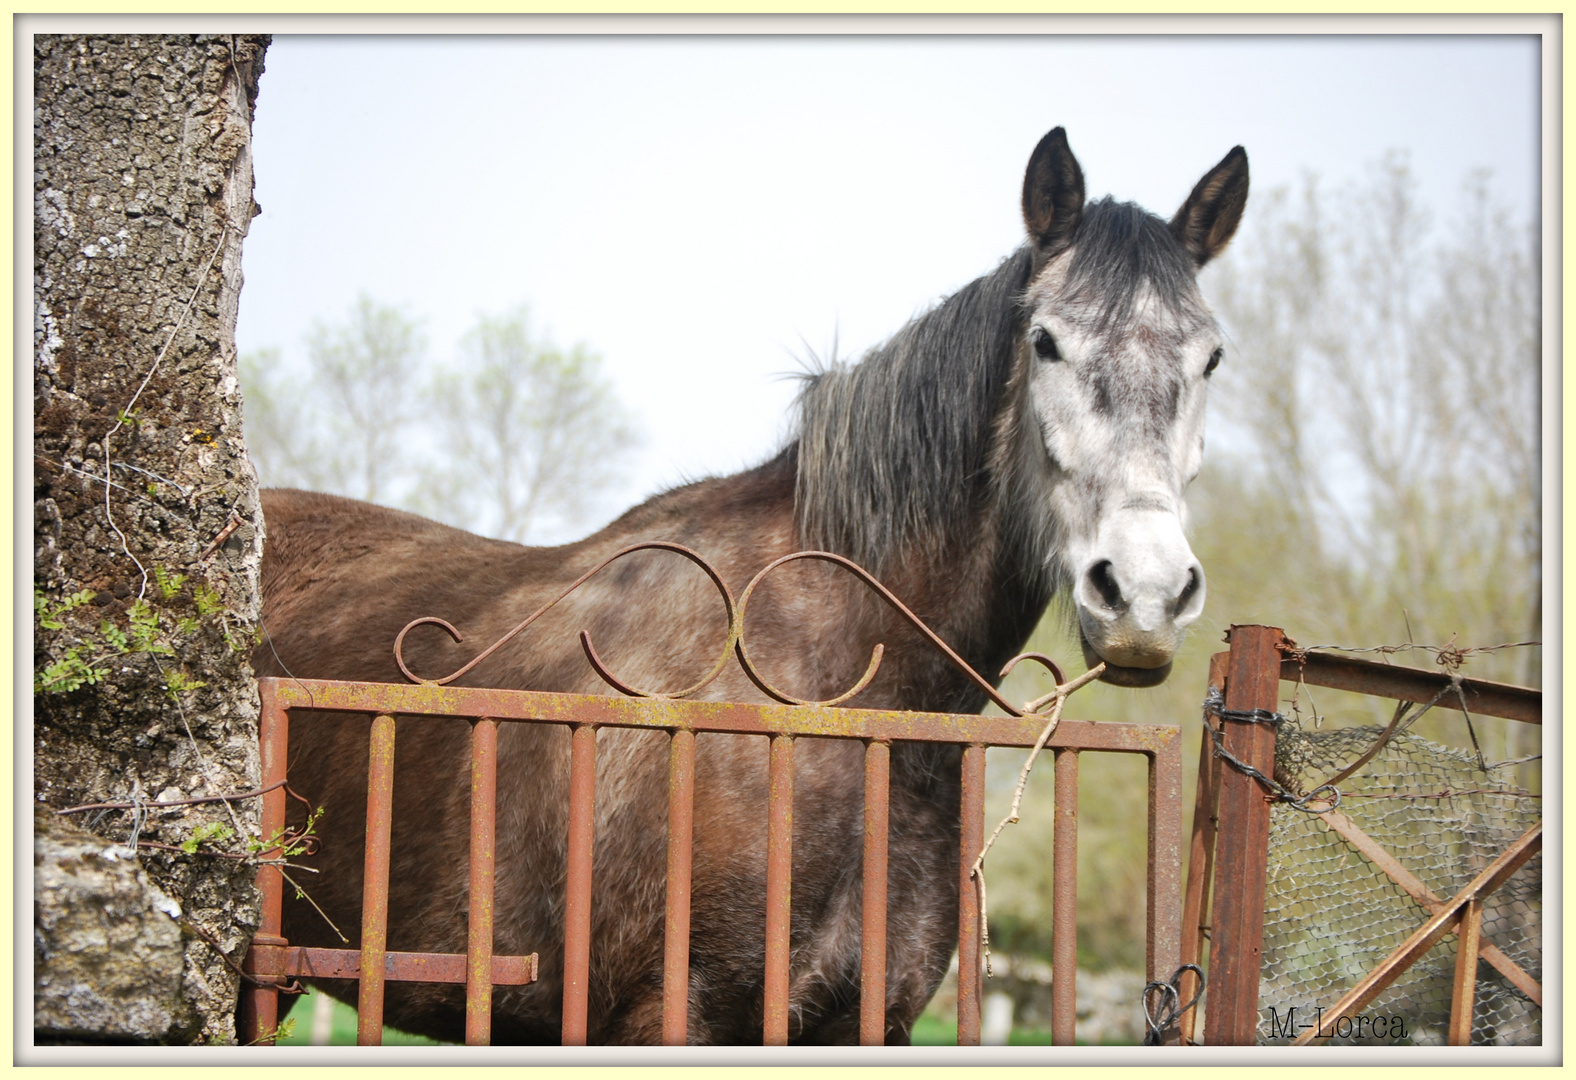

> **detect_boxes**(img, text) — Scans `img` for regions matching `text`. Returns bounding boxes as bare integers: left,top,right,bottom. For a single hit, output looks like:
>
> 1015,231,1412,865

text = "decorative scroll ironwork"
393,543,1080,716
394,541,738,698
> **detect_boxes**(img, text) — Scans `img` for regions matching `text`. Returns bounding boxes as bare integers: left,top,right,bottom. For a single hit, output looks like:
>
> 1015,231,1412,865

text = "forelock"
1061,197,1202,337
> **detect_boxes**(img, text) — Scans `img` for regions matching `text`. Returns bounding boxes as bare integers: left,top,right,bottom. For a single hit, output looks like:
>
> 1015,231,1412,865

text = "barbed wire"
1284,637,1540,673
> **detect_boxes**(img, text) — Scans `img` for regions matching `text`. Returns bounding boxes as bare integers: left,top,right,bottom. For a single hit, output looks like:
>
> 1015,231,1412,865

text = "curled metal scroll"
394,542,1077,715
1000,652,1068,713
394,541,739,699
733,550,1047,716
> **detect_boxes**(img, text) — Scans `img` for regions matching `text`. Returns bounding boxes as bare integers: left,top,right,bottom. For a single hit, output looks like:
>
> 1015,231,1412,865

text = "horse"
253,127,1248,1044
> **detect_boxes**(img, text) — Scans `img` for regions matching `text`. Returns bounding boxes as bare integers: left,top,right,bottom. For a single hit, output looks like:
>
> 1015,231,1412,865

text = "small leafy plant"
153,566,187,600
34,573,235,697
248,804,325,861
180,820,237,854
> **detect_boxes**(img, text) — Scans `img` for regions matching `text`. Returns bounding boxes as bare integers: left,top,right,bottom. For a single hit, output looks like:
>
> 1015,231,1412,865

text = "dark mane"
792,247,1035,572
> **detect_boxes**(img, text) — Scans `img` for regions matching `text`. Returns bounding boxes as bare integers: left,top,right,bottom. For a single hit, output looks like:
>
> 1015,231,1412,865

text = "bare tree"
241,304,637,544
304,296,426,505
241,297,426,506
417,309,637,543
238,346,331,493
1202,156,1539,664
1418,173,1541,683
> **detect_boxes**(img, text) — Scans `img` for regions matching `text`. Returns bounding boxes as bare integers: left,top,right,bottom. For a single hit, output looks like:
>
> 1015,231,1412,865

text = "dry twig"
969,662,1105,976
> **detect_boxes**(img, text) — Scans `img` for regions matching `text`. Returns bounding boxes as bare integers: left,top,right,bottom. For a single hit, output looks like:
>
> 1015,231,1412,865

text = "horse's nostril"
1174,565,1202,617
1088,560,1124,611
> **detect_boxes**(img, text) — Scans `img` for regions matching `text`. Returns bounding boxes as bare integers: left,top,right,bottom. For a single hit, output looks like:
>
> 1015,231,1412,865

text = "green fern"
153,566,186,600
35,587,96,630
35,650,102,694
193,583,225,617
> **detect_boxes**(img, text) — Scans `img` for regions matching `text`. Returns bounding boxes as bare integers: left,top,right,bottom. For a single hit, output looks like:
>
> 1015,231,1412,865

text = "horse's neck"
788,483,1045,719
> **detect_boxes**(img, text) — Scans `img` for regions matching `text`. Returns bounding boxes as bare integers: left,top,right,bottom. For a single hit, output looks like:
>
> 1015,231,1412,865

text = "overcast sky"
234,30,1544,542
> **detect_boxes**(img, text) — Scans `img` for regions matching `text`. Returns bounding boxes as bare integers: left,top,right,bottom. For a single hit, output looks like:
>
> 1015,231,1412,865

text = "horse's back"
256,488,577,684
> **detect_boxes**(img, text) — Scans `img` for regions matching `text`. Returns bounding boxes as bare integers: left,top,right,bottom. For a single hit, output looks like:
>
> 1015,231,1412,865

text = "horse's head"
1019,128,1247,687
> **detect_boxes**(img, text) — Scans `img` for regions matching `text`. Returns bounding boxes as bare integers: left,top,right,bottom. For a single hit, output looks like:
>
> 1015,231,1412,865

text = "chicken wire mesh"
1256,724,1541,1046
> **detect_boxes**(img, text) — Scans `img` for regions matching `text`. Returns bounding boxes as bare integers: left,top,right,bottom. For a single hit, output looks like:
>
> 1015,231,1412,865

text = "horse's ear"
1022,127,1085,259
1170,146,1249,267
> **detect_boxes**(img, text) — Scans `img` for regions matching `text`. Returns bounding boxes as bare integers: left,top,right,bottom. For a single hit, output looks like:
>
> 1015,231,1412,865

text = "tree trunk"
34,33,270,1045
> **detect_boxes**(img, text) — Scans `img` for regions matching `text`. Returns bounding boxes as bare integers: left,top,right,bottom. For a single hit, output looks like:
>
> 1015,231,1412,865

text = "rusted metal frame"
249,945,538,985
467,718,499,1045
1291,820,1541,1046
957,744,987,1047
662,728,697,1046
1449,898,1484,1045
860,739,892,1045
1147,733,1184,1044
260,677,1171,753
764,734,795,1045
1282,651,1541,724
1204,624,1285,1047
1050,749,1079,1046
252,678,1182,1048
1316,807,1541,1005
239,680,290,1045
562,724,597,1046
1178,650,1229,1045
357,713,398,1045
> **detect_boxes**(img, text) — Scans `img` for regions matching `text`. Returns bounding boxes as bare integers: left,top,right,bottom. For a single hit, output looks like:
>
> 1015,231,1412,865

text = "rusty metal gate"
1183,624,1542,1046
239,677,1182,1046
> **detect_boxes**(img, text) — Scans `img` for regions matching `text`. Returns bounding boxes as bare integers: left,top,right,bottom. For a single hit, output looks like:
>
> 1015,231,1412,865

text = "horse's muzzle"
1069,510,1206,686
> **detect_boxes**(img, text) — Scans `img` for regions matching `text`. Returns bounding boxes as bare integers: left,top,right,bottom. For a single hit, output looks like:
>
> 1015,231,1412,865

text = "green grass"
273,988,1128,1047
910,1013,1132,1046
274,987,450,1046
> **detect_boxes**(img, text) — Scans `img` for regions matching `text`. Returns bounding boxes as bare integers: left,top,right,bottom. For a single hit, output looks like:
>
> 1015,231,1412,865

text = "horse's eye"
1031,327,1061,361
1205,346,1223,376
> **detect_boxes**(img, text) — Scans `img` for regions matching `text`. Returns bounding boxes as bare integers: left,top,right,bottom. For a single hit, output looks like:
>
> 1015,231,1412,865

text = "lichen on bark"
34,33,271,1045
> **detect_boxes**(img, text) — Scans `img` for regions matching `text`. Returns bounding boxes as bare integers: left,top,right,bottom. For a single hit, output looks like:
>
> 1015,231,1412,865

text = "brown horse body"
254,128,1247,1044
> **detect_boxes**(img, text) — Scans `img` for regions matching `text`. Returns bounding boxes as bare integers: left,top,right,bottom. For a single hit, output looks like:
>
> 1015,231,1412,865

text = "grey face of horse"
1019,129,1248,687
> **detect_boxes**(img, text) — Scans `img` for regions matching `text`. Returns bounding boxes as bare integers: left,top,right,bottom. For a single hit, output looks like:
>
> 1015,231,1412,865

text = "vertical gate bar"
1204,624,1285,1046
357,712,397,1046
957,743,986,1046
1448,897,1484,1045
860,739,891,1046
1147,737,1184,1042
662,728,696,1046
241,680,289,1045
466,718,499,1046
1179,651,1229,1044
1051,748,1079,1046
763,733,795,1045
562,723,598,1046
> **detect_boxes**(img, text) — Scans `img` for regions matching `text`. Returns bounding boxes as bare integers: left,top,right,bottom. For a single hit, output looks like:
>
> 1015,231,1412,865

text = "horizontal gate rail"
247,946,539,985
244,675,1181,1047
255,676,1179,752
1281,650,1540,724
